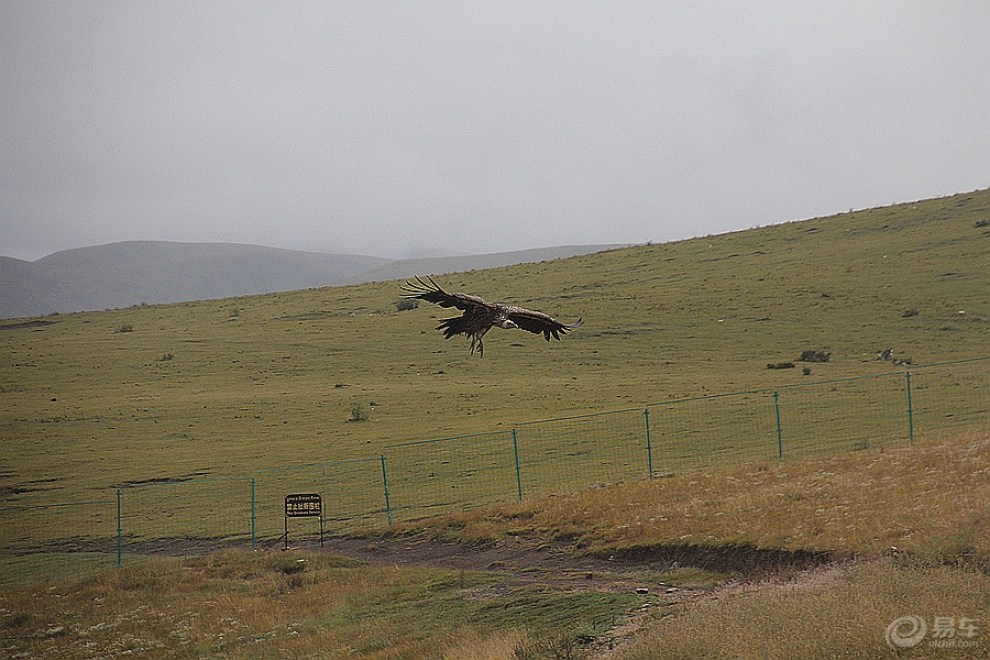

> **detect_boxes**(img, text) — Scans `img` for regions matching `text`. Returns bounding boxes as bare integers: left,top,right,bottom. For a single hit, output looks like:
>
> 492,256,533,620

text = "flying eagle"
401,276,583,357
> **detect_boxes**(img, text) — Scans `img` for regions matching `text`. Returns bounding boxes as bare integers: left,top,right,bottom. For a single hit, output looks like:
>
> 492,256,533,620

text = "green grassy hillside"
1,189,988,505
3,435,988,658
2,189,989,657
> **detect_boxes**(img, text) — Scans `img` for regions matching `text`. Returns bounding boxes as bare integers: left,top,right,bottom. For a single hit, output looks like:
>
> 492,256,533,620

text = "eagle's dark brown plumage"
401,276,583,357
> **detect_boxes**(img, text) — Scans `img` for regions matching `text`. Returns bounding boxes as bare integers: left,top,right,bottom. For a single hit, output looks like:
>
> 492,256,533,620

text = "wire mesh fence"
117,477,255,558
910,363,990,440
253,464,322,545
3,357,987,588
0,499,118,589
648,390,779,473
515,408,648,496
311,458,390,531
386,430,518,522
775,373,909,459
254,457,388,540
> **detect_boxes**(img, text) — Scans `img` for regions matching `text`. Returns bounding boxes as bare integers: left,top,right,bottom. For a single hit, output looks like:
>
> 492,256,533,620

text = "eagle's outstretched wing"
506,306,584,341
401,275,583,355
401,275,492,312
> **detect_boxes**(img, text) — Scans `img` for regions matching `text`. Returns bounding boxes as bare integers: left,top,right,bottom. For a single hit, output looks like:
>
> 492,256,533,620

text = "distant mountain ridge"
344,244,624,284
0,241,621,319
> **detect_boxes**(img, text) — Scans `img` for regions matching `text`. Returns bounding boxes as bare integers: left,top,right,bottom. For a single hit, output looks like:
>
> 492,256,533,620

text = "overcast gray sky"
2,2,988,261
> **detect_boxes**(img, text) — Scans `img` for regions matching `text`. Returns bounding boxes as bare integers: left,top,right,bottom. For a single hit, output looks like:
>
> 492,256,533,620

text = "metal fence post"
380,454,393,525
644,408,654,478
250,477,257,550
905,371,915,443
773,391,784,460
116,488,123,568
512,428,523,500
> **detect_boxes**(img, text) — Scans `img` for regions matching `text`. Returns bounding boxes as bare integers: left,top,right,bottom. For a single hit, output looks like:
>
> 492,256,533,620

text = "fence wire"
322,458,391,531
776,373,908,458
118,478,254,557
910,361,990,440
254,458,387,540
648,390,778,473
0,500,117,588
387,431,518,522
3,357,988,587
516,408,647,497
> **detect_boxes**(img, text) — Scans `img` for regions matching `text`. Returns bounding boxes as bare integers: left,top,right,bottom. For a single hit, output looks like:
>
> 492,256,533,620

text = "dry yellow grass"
409,432,990,565
0,549,638,659
4,434,989,658
2,190,989,657
392,433,990,658
440,630,525,660
617,560,990,659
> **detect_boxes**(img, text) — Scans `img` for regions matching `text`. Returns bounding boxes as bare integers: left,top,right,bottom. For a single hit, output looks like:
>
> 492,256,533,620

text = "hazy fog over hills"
0,241,619,319
4,5,986,264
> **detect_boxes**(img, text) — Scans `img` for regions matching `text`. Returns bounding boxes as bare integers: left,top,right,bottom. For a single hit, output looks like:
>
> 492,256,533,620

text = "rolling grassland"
1,189,989,657
395,432,990,658
2,433,988,658
2,189,986,504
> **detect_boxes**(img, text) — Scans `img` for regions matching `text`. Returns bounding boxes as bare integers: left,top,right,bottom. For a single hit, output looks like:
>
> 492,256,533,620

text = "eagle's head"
497,319,518,330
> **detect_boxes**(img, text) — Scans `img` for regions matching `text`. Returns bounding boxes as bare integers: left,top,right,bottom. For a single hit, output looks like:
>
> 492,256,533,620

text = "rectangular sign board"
285,493,322,518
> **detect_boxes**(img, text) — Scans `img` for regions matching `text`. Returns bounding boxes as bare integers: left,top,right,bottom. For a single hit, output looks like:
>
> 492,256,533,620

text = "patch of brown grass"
410,433,990,565
441,629,525,660
0,551,491,658
617,561,990,659
0,549,641,659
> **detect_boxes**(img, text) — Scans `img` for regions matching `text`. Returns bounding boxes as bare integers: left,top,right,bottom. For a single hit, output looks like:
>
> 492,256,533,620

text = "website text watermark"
886,615,981,650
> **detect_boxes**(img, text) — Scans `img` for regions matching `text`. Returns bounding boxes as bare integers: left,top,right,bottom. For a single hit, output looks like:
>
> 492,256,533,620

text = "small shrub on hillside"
114,324,134,334
348,404,369,422
395,299,418,312
767,362,795,370
798,350,831,363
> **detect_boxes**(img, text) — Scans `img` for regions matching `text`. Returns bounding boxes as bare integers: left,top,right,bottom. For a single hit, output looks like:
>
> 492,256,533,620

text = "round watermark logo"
886,614,928,649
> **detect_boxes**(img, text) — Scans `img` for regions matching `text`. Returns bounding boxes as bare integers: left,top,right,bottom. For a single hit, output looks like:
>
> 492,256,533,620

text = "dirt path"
307,534,833,587
299,533,844,656
312,535,709,594
309,534,713,655
37,532,846,655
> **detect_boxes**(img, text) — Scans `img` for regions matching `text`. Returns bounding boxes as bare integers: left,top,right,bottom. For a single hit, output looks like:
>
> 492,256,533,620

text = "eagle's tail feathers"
436,316,468,339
